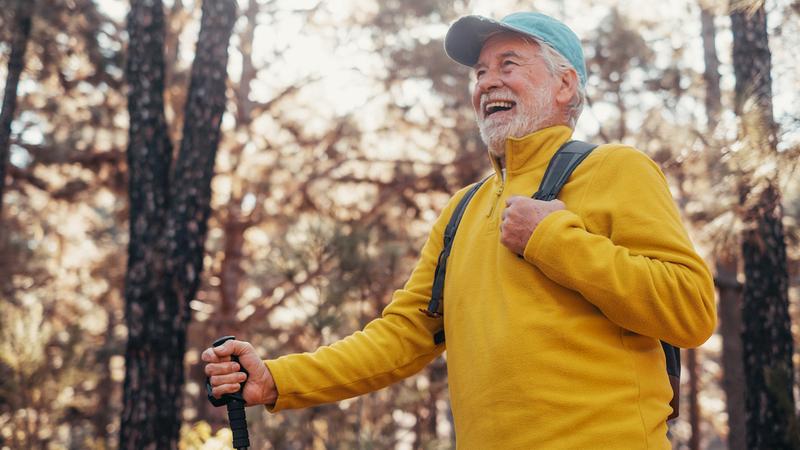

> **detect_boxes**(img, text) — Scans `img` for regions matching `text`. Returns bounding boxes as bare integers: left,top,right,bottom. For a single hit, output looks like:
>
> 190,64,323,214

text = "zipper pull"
487,184,504,217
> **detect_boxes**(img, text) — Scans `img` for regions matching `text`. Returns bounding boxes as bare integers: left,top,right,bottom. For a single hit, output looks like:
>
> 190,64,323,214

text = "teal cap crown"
445,12,587,87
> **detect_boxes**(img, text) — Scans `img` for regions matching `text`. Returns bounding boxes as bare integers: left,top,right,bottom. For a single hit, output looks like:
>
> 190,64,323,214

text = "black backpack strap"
662,342,681,420
421,176,491,344
533,140,598,201
661,342,681,378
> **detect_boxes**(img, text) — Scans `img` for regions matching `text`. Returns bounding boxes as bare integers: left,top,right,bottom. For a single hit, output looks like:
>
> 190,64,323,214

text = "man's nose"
476,68,503,92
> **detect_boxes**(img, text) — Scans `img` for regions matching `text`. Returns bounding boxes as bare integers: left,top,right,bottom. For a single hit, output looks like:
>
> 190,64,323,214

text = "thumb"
228,340,256,358
214,340,261,373
212,339,250,358
211,340,233,358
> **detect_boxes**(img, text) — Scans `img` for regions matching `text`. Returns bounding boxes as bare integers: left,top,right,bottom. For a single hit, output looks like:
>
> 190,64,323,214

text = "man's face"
471,32,561,157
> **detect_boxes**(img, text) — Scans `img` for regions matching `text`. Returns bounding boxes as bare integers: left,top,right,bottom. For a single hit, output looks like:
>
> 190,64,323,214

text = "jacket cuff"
264,359,286,412
523,209,581,264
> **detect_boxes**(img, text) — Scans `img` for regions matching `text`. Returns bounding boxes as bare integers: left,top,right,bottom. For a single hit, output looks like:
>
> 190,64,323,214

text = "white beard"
477,85,555,158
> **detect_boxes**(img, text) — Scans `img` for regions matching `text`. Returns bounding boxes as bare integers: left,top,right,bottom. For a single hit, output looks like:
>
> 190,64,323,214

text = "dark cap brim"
445,15,519,67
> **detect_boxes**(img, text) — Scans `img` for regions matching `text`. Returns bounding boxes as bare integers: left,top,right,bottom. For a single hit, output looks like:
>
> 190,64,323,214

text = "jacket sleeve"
264,189,469,411
523,146,716,348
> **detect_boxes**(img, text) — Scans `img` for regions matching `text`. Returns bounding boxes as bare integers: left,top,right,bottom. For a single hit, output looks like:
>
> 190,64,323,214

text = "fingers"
505,195,526,207
206,363,247,399
202,338,265,402
209,371,247,387
201,346,224,363
503,195,524,220
201,340,233,362
210,381,245,398
506,196,564,208
201,339,254,363
211,339,254,359
204,361,240,377
503,197,566,219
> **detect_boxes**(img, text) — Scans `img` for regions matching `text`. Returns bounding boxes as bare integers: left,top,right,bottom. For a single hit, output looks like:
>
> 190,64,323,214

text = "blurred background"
0,0,798,448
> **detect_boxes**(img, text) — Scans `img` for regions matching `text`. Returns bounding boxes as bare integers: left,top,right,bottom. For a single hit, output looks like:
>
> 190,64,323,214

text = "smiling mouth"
484,100,516,117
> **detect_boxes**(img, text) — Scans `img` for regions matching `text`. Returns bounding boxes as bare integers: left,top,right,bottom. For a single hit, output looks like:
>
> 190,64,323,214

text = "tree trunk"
120,1,177,446
120,0,237,448
687,348,700,450
700,4,748,448
738,181,798,449
199,0,260,429
730,1,777,147
700,6,721,130
716,256,747,450
0,0,35,216
730,2,799,448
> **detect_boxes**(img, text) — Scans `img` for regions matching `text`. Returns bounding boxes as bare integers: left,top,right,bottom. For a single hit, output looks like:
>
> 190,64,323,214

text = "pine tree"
0,0,34,215
730,1,799,448
119,0,237,447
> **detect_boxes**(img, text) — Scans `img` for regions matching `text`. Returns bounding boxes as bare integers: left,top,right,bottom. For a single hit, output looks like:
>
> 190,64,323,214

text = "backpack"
421,140,682,420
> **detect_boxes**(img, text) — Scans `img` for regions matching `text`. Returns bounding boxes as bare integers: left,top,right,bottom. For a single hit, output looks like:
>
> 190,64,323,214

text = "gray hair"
533,37,586,128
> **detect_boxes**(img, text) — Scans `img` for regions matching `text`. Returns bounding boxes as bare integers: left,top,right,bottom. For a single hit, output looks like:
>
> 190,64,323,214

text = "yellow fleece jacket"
265,126,716,449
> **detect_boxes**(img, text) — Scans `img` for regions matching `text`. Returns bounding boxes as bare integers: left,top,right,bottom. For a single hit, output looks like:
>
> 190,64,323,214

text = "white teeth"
484,101,514,113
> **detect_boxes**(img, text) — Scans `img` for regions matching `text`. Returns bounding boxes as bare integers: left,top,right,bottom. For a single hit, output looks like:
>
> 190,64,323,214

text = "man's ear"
555,68,578,106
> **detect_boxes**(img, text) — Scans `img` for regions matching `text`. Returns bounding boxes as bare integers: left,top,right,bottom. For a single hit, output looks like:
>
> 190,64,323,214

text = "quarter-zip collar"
489,125,574,179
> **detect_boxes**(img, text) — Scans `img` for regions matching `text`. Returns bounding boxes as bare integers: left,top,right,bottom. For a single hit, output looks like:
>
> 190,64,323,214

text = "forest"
0,0,799,449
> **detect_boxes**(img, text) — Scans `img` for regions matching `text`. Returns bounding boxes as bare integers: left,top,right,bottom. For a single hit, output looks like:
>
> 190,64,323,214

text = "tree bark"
730,1,777,145
120,2,176,446
700,6,721,130
716,256,747,450
0,0,35,216
730,2,799,448
120,1,237,448
687,348,700,450
700,4,748,448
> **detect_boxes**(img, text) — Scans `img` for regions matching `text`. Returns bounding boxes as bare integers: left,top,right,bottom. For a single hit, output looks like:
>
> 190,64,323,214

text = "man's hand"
500,196,565,255
202,339,278,407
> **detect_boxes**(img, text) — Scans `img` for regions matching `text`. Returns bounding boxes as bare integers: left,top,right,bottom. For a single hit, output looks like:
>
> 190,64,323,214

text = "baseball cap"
444,12,587,87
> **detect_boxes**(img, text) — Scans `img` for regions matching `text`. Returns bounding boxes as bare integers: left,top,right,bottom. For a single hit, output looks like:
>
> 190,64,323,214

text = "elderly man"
204,12,716,448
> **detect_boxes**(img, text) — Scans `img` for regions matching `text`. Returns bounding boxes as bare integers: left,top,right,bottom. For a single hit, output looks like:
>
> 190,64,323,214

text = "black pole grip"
206,335,250,450
227,398,250,449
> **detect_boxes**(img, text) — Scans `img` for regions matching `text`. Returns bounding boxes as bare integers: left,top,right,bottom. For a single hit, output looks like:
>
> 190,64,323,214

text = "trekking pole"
206,335,250,450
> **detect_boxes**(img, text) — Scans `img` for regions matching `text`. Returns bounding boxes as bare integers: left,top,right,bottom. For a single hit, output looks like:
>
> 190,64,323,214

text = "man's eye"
503,60,519,67
475,70,486,78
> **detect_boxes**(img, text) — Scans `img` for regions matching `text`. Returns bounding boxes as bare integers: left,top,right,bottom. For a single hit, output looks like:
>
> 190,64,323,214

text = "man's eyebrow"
473,50,525,70
473,61,487,70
